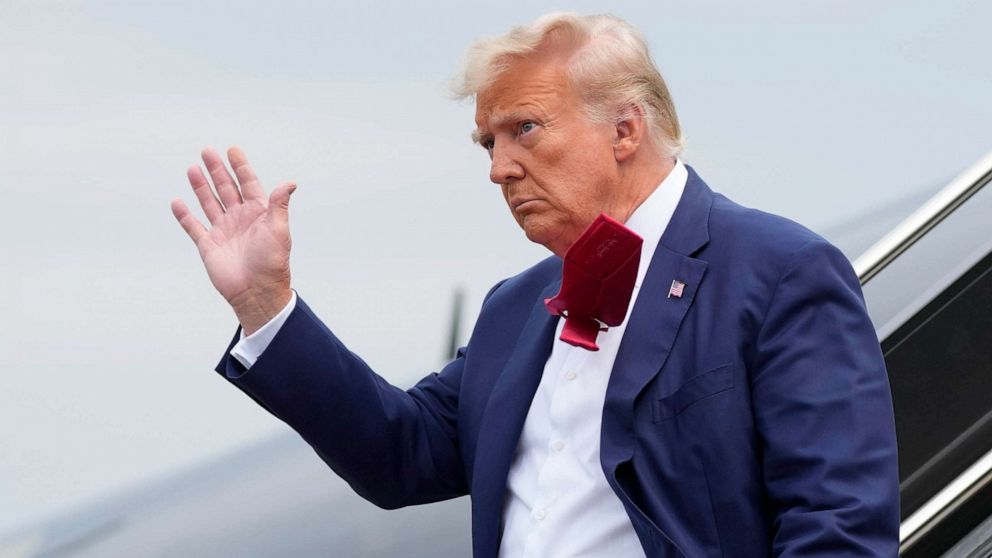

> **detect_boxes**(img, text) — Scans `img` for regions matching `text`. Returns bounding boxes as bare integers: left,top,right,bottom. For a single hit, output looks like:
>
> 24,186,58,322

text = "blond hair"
452,12,683,158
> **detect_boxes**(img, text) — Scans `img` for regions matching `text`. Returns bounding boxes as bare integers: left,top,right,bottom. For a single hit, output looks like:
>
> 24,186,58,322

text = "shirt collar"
622,159,688,288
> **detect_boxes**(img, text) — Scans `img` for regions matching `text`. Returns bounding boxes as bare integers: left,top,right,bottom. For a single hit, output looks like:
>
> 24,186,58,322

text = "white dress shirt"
229,290,298,369
497,161,687,558
229,162,689,557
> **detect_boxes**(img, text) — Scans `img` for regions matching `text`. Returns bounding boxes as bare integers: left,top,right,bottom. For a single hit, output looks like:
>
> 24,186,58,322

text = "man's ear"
613,103,647,163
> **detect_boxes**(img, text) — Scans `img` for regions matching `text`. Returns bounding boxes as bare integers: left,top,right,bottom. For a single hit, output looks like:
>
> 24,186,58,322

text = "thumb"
268,181,297,221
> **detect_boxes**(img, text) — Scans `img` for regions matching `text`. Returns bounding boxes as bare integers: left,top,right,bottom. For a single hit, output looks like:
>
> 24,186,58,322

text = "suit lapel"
472,279,561,557
601,165,713,496
602,248,707,463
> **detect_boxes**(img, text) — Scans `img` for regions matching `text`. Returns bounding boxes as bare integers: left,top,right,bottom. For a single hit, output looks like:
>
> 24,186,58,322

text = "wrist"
231,286,293,336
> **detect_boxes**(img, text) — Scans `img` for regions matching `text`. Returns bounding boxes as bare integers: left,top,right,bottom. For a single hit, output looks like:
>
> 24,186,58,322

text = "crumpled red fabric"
544,213,643,351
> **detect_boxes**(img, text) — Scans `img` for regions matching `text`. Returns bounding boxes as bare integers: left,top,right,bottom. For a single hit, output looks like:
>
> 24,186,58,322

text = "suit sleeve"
749,239,900,557
214,295,475,510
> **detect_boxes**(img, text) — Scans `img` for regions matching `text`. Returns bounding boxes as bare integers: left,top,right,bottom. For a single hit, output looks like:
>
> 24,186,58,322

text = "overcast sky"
1,0,990,535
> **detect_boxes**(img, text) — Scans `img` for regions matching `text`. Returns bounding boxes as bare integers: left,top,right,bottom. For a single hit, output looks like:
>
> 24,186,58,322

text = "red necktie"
544,213,643,351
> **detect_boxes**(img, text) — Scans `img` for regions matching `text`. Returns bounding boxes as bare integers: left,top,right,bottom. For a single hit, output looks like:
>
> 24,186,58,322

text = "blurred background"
1,0,991,555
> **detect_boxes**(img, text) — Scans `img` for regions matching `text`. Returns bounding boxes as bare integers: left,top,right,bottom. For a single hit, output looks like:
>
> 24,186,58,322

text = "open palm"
171,146,295,334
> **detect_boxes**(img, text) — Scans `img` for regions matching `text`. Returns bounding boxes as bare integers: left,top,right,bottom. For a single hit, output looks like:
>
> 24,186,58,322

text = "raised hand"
171,146,296,335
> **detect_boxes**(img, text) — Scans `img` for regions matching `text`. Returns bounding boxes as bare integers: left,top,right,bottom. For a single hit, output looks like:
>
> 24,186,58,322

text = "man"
171,13,899,558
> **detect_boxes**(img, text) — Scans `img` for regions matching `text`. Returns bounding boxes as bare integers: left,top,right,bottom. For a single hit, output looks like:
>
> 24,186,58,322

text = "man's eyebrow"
471,109,531,145
491,110,528,129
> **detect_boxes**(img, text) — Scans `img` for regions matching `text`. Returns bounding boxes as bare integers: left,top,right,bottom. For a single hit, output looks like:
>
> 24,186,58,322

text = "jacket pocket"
653,364,735,422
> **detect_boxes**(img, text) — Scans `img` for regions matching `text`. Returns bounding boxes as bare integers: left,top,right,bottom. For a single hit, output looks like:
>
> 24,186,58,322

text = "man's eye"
519,121,537,134
482,139,494,153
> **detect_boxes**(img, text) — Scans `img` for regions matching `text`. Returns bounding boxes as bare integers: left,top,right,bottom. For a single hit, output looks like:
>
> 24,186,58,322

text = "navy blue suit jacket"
217,167,900,557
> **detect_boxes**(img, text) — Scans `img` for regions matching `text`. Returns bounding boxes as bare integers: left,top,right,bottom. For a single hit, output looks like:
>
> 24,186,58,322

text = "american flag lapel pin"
668,279,686,299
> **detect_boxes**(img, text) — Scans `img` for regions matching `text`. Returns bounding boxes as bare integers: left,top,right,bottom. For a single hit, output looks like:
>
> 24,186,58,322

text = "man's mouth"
511,198,539,211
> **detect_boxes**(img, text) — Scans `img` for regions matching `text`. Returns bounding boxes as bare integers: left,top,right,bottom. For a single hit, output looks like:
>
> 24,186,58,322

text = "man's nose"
489,141,525,185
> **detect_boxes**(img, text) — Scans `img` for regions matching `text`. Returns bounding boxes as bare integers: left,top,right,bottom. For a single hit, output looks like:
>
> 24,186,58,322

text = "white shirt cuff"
229,291,298,370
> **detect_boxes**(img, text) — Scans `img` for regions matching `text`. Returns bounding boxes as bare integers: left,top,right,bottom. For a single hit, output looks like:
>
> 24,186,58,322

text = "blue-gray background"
1,0,990,535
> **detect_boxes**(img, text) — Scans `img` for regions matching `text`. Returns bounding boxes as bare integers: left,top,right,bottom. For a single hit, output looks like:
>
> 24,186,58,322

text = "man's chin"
521,222,572,257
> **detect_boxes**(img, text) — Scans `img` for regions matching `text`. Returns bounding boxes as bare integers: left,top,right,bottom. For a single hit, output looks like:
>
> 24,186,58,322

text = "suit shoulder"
706,191,839,272
480,255,560,312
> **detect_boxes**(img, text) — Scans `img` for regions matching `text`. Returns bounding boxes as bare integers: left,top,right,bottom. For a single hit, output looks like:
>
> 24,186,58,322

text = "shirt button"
534,509,547,521
552,440,565,452
565,370,577,381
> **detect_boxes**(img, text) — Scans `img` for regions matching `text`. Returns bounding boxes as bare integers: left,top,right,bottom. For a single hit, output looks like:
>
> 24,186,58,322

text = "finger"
268,181,297,223
186,165,224,224
171,198,209,244
201,147,243,209
227,146,265,201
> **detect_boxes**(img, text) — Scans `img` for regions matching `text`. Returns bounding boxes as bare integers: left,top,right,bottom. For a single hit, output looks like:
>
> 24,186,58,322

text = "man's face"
474,51,620,256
